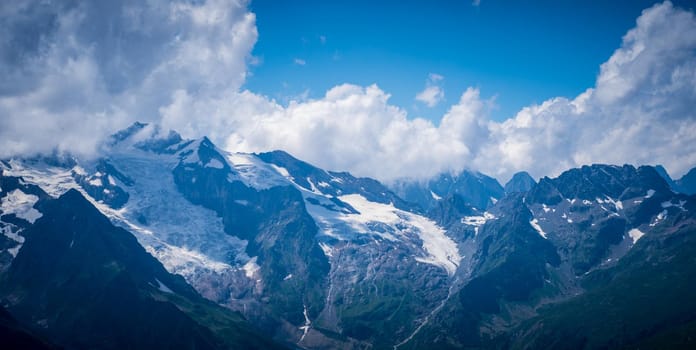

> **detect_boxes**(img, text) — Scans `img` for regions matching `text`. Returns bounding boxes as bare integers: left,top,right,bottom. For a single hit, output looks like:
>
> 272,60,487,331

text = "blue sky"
2,0,695,182
247,0,694,122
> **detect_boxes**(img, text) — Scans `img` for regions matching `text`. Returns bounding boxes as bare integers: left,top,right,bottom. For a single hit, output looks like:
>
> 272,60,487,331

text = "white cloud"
471,1,696,181
415,86,444,107
0,0,257,159
294,58,306,66
472,0,481,7
1,0,695,185
415,73,445,107
429,73,444,82
214,1,696,183
223,85,481,180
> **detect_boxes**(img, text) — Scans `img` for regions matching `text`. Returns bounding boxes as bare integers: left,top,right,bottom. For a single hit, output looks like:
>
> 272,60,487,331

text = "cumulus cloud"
215,1,696,182
415,73,445,107
0,0,257,158
1,0,695,184
472,1,696,181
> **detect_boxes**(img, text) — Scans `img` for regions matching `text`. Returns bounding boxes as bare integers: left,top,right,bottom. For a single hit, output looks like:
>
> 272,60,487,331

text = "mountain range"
1,122,694,349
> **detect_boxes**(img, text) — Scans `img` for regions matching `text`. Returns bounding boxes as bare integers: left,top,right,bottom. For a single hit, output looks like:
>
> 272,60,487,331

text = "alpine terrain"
1,123,695,349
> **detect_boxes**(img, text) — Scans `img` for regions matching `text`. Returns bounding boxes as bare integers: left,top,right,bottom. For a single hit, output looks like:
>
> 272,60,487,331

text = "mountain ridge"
1,122,695,349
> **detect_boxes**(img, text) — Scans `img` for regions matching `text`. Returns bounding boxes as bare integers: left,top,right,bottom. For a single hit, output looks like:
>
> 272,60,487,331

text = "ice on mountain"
155,278,174,294
318,242,333,258
606,197,623,210
3,160,78,198
243,257,260,279
628,228,645,244
661,200,687,210
270,164,291,178
461,212,495,227
305,192,461,275
5,149,250,289
72,166,87,176
205,158,224,169
1,189,42,224
530,218,547,239
306,178,322,194
650,210,668,227
226,153,288,189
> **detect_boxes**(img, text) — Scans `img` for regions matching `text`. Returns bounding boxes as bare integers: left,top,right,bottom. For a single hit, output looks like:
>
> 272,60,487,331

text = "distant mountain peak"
504,171,536,194
109,121,149,144
676,166,696,195
391,169,504,211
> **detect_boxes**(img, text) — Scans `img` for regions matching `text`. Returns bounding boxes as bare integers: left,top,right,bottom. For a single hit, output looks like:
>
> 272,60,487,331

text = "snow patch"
330,177,343,184
72,166,87,176
299,304,311,342
243,257,260,279
180,140,202,164
155,278,174,294
1,227,25,244
306,193,461,275
270,164,291,178
341,194,460,275
461,212,496,236
650,210,668,227
606,197,623,210
226,153,288,189
530,218,547,239
1,223,25,258
628,228,645,244
205,158,224,169
318,242,333,258
1,189,42,223
661,200,687,210
461,212,495,227
306,178,322,194
2,161,80,197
